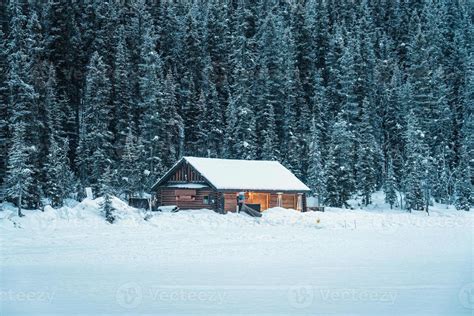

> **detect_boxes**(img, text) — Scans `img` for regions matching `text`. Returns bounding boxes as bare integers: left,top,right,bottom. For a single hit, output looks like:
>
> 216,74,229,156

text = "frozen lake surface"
1,197,472,315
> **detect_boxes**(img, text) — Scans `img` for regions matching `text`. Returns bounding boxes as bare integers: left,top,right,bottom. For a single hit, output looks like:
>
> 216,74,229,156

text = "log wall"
157,188,217,210
156,188,307,213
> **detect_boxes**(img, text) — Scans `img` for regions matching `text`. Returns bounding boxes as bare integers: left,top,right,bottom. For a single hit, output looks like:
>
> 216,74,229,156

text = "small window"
203,196,210,204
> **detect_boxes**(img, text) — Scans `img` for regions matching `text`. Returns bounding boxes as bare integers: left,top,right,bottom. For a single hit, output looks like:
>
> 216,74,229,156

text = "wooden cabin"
151,157,311,213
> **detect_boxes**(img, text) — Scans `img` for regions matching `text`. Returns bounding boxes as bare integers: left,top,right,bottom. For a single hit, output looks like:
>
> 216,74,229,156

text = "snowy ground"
1,195,472,315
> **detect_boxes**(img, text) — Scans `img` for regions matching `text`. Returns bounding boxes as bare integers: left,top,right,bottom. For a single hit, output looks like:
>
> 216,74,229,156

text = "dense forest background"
0,0,472,211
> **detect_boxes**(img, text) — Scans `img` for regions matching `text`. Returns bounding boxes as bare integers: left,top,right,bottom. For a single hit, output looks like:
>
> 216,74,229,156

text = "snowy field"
1,196,472,315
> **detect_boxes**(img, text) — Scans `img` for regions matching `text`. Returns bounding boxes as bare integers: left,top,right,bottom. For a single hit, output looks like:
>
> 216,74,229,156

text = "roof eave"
214,188,311,193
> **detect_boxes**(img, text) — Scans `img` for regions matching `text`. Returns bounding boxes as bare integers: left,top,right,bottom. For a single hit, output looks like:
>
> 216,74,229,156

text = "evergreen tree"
138,27,165,185
199,78,224,158
254,65,278,160
225,0,257,160
161,71,184,167
403,111,432,212
307,116,325,206
384,158,398,209
44,137,76,207
0,29,8,184
77,51,112,193
324,117,355,208
355,99,381,206
5,122,32,216
119,130,145,199
454,119,472,211
112,26,133,155
6,1,41,207
454,150,472,211
100,166,115,224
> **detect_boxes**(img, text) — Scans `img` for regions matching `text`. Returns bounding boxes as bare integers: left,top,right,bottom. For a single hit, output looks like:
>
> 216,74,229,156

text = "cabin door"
247,193,270,211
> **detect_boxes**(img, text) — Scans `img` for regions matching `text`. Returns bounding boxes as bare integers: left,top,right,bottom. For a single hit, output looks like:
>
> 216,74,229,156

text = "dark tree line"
0,0,472,213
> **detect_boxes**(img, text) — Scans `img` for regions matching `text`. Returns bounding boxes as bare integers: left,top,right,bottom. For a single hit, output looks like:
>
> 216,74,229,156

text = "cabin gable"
152,158,215,190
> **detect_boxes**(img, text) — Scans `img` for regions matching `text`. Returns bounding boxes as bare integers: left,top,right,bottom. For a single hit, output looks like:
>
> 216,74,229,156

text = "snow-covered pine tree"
112,25,133,155
306,115,325,206
403,111,432,212
324,117,355,208
200,70,224,158
119,130,145,199
138,27,165,185
76,51,112,193
6,1,41,208
100,166,115,224
337,38,359,128
0,27,7,184
254,65,278,161
281,28,303,177
225,0,257,160
355,98,381,206
161,71,184,167
5,122,32,217
44,64,66,141
454,119,472,211
44,137,76,207
454,151,472,211
384,158,398,209
383,65,406,181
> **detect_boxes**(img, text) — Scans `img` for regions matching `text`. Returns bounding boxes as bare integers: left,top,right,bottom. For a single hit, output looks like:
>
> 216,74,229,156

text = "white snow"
182,156,310,192
165,183,210,189
0,194,472,315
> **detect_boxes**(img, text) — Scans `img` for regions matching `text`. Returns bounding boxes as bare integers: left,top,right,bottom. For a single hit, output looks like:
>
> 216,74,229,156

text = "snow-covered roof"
160,157,309,192
165,183,209,189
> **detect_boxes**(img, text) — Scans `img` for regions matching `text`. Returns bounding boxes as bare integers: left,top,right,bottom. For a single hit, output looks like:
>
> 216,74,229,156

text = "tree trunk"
17,194,24,217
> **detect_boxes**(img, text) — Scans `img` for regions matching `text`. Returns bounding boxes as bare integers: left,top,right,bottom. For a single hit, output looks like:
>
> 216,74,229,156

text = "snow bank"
0,196,146,231
1,194,471,233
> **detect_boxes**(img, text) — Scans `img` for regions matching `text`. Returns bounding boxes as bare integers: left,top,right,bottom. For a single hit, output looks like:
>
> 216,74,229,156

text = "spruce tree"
307,116,325,206
384,158,398,209
403,111,432,212
6,1,41,208
77,51,112,193
254,65,278,161
119,130,145,199
355,99,381,206
100,166,115,224
324,117,355,208
112,26,133,155
44,137,76,207
138,27,165,184
161,72,184,167
5,123,32,216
